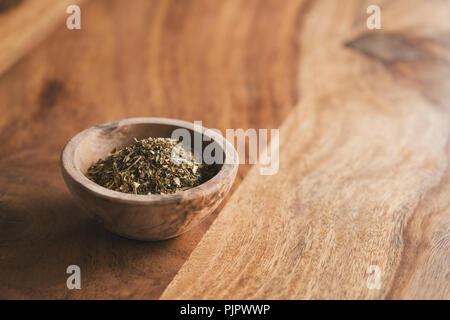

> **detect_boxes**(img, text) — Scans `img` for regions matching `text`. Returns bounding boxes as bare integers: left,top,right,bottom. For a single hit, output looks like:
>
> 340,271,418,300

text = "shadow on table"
0,192,213,299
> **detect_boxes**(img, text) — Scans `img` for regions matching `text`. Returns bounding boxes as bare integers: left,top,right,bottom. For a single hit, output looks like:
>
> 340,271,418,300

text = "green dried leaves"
86,137,217,195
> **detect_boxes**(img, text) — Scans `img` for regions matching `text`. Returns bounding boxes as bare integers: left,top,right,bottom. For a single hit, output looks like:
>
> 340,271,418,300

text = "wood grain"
0,0,304,298
161,0,450,299
0,0,85,76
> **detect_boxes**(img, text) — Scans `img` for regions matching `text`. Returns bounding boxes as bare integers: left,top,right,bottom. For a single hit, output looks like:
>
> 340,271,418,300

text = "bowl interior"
74,122,224,179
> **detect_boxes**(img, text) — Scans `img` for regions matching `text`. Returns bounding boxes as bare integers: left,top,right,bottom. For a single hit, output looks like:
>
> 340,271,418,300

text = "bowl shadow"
0,192,214,299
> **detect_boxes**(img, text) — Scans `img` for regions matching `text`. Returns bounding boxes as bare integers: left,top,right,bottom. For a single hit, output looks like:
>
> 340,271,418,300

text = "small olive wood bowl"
61,117,238,241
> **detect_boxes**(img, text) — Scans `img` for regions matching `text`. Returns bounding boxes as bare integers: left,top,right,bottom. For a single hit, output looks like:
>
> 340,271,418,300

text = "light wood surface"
162,0,450,299
0,0,85,76
0,0,449,299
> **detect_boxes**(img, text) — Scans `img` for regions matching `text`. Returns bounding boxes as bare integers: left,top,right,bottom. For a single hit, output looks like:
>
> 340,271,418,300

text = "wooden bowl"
61,118,239,241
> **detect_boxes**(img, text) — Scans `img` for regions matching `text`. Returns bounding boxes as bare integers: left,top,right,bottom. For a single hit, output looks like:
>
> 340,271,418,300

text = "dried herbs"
86,137,217,195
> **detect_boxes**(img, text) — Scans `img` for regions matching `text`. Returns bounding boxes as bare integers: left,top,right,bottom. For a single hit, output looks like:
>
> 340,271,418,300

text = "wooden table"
0,0,448,299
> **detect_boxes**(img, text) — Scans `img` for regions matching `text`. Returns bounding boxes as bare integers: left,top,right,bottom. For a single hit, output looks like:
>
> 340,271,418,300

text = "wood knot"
39,79,64,109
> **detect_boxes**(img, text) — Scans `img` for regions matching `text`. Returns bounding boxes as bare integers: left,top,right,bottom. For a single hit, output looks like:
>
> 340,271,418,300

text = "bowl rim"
61,117,239,205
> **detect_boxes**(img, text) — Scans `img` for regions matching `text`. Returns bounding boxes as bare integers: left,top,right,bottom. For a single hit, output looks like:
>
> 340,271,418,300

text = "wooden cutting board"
0,0,449,299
